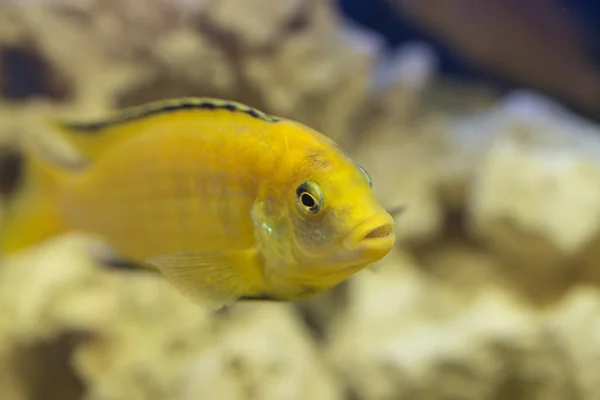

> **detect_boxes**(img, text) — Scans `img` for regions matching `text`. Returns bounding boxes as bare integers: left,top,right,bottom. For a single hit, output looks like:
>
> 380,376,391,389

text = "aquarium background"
0,0,600,399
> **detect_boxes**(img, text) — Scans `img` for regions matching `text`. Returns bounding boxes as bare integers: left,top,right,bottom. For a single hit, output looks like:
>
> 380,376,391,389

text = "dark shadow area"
0,147,23,200
1,43,72,102
293,283,350,343
11,332,89,400
337,0,600,122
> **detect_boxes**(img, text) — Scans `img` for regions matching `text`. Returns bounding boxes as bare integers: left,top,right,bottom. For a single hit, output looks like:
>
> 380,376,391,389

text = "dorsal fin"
45,97,280,160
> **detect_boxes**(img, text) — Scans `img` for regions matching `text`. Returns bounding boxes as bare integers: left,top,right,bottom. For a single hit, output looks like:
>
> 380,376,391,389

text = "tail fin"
0,146,66,255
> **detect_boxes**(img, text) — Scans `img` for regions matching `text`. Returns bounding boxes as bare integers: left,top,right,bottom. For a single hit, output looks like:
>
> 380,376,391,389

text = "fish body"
0,98,397,309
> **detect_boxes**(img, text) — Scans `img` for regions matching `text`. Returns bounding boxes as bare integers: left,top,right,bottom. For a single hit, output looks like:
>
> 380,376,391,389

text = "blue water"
337,0,600,80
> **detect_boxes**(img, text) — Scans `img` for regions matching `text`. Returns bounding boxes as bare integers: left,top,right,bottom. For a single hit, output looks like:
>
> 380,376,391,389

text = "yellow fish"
0,97,397,309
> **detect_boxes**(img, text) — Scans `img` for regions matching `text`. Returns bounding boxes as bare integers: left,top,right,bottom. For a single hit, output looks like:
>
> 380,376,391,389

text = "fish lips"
342,212,396,256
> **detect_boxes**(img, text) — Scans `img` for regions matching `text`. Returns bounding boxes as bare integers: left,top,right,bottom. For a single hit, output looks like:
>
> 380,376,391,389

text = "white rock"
449,91,600,255
543,287,600,399
328,250,541,400
372,41,438,92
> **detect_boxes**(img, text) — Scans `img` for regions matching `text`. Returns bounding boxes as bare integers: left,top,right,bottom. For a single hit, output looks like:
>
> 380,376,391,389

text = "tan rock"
328,250,578,400
180,303,342,400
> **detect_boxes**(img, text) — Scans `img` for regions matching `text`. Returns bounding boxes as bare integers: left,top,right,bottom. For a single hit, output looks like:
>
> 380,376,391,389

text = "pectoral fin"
386,205,406,218
147,249,263,310
366,264,383,273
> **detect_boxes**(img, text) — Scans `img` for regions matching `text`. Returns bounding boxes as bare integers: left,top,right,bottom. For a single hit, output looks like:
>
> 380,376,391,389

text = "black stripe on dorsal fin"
58,97,281,133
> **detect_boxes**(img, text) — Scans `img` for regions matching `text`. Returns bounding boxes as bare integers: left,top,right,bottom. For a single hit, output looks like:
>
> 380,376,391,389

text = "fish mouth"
343,212,396,253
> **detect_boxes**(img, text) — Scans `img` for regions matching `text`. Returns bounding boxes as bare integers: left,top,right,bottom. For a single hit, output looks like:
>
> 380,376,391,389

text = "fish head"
253,139,397,291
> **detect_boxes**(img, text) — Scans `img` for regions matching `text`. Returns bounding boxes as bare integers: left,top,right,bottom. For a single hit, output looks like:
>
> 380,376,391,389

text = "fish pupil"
301,193,315,208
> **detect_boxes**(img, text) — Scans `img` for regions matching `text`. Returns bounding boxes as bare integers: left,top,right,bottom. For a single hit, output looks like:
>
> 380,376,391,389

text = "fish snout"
343,212,396,254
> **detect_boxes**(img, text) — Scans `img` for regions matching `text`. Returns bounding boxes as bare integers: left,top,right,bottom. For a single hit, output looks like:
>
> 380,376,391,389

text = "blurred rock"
328,251,591,400
466,92,600,256
0,0,379,143
451,92,600,302
179,303,342,400
543,287,600,399
0,235,341,400
349,42,449,244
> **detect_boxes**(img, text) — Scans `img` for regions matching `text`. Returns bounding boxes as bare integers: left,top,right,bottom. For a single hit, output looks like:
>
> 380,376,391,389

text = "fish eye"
295,181,323,214
357,165,372,187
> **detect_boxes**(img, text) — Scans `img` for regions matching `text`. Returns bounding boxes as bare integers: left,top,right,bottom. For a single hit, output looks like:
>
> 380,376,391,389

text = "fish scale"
61,122,262,261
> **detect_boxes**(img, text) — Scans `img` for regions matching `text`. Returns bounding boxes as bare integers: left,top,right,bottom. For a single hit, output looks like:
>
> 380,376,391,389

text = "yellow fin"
44,115,135,161
45,97,280,161
147,249,263,310
0,148,66,255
